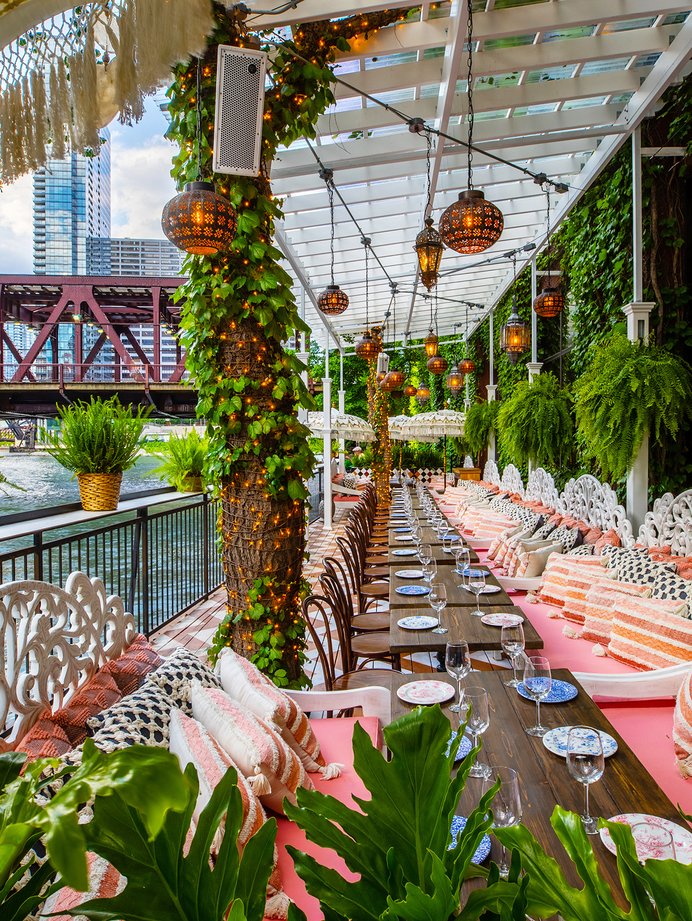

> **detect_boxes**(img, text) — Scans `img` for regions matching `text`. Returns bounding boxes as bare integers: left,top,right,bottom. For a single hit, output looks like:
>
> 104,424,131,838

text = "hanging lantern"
446,364,464,393
500,304,530,365
459,357,476,374
161,181,237,255
414,218,444,290
416,385,430,404
424,329,439,357
376,371,386,384
427,354,448,375
438,190,503,255
533,282,565,318
382,369,405,391
404,383,418,397
355,329,381,360
318,284,349,316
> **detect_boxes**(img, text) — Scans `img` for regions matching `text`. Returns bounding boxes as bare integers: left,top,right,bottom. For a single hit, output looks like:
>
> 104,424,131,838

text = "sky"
0,97,176,274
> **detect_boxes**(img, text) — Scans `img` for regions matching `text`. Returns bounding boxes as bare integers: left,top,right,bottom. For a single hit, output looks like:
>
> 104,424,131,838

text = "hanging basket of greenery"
44,397,151,511
464,400,500,457
149,429,209,493
497,372,573,469
574,332,692,481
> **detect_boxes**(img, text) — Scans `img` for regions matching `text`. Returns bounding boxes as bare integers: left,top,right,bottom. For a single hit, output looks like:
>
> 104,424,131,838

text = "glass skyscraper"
33,130,111,275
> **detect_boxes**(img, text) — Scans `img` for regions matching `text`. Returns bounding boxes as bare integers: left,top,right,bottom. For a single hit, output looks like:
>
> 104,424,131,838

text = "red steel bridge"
0,276,198,417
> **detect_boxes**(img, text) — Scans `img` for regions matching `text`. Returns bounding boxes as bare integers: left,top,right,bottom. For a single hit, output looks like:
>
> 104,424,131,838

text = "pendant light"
381,283,407,391
317,169,349,316
423,296,439,356
416,385,430,404
533,185,565,318
355,238,381,360
438,5,503,255
404,383,418,397
426,291,447,374
501,252,530,365
162,58,237,255
446,364,464,394
458,305,476,374
414,130,444,290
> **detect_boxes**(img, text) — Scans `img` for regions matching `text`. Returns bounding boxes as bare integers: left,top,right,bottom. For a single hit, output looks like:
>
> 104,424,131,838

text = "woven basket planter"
179,475,203,493
77,472,123,511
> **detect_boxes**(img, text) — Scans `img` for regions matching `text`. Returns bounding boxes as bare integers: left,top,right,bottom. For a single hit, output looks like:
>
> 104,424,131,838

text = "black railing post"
128,513,142,616
140,507,150,635
33,531,43,581
202,493,210,598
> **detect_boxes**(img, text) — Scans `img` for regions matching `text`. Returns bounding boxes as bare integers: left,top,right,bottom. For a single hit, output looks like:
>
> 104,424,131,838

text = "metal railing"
0,362,190,385
0,488,222,635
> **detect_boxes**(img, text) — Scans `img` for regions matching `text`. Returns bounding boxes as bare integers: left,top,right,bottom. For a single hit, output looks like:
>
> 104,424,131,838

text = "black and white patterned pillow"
600,545,646,567
146,647,222,715
650,572,691,608
533,522,557,541
550,527,581,553
86,682,173,751
615,556,676,586
343,473,358,489
566,545,595,557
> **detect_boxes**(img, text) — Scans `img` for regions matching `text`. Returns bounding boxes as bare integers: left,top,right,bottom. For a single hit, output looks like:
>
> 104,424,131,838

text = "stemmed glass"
566,726,604,835
501,623,525,688
429,581,448,634
523,655,552,737
482,766,522,878
417,543,433,570
445,641,471,712
453,545,471,577
469,570,486,617
462,686,491,779
422,558,437,589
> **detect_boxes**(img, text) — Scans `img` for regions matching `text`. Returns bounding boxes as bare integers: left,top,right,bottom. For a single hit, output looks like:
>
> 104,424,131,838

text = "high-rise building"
33,130,111,275
86,237,183,276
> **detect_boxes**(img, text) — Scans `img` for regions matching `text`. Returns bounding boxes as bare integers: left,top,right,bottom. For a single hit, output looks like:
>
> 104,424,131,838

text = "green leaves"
74,763,276,921
285,705,525,921
464,401,500,457
574,332,692,481
497,373,573,469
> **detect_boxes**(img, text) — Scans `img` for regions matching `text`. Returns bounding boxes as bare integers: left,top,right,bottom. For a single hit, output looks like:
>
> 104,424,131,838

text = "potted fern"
148,430,209,493
464,400,500,458
497,373,573,469
44,397,151,511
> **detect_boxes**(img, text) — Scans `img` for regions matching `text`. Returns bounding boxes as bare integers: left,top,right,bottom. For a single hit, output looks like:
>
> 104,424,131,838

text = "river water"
0,452,163,517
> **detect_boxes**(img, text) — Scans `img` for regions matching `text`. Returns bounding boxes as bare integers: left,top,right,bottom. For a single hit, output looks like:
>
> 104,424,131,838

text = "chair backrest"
324,554,359,603
319,570,356,638
301,593,343,691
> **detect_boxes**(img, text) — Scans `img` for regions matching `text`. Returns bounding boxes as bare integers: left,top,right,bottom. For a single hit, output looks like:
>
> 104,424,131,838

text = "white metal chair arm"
286,686,391,725
573,663,691,701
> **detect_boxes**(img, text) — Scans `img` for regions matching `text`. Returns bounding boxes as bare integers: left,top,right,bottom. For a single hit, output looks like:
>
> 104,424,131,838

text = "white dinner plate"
397,615,439,631
395,569,424,579
480,612,524,628
397,680,455,705
600,814,692,864
461,584,502,594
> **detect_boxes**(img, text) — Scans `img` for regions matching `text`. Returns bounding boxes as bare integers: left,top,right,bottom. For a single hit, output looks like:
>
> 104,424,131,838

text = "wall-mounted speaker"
376,352,390,375
213,44,267,177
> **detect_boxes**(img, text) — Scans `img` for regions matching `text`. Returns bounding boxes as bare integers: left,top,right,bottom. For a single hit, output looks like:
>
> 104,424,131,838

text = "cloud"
0,175,34,274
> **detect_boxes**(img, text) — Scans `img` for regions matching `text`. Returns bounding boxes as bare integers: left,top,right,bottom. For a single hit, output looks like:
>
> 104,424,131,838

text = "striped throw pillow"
42,854,125,920
563,579,652,626
673,669,692,778
217,648,339,778
608,597,692,671
580,584,653,644
190,682,313,815
487,524,523,561
537,557,611,607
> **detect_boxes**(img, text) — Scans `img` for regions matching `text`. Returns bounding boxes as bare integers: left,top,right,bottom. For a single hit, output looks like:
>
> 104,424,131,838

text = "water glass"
417,542,433,568
522,655,552,737
631,822,677,862
482,766,522,877
453,545,470,578
501,623,525,688
445,641,471,712
462,686,491,779
469,570,486,617
429,581,448,634
422,558,437,586
566,726,604,835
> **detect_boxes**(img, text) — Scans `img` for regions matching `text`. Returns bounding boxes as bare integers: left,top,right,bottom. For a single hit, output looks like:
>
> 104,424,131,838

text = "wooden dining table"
389,563,516,609
389,669,686,906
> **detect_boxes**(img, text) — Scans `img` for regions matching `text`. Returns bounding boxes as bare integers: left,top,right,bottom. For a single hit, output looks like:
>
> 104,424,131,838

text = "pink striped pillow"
537,557,611,607
42,854,125,920
487,525,523,561
563,579,652,625
216,648,340,778
608,597,692,671
673,669,692,778
190,682,313,815
580,585,652,643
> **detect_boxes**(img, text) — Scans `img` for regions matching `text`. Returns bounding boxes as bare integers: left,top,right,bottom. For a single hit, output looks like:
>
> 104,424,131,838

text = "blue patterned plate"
396,584,431,596
458,567,488,578
392,548,417,556
517,678,578,704
393,527,412,533
543,726,618,758
397,615,438,631
446,731,473,762
449,816,492,864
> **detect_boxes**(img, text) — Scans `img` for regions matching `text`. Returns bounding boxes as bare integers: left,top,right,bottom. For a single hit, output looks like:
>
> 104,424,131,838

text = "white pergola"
252,0,692,350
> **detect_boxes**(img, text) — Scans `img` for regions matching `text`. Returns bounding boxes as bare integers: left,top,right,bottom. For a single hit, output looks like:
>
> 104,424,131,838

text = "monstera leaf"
284,705,527,921
73,762,276,921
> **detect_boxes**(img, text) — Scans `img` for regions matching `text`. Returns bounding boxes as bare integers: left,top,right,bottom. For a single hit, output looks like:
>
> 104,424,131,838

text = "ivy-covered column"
168,5,404,686
365,327,391,504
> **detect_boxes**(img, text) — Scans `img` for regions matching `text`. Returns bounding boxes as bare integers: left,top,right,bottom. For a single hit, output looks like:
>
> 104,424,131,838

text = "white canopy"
306,410,376,443
399,409,466,441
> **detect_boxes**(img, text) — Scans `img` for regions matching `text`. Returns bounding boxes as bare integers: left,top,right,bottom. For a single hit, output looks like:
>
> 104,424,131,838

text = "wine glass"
429,581,448,634
566,726,605,835
501,623,525,688
417,542,433,569
453,546,471,581
411,524,423,547
482,766,522,878
469,570,486,617
631,823,677,861
445,641,471,712
522,656,552,737
422,557,437,587
462,686,491,779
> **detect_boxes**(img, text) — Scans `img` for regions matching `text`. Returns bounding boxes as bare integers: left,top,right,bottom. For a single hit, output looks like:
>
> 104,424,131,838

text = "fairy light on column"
533,184,566,318
438,3,503,254
161,58,237,255
355,238,381,359
317,168,350,316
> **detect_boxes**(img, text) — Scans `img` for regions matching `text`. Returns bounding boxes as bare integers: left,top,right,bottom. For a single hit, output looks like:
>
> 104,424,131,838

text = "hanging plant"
464,401,499,457
574,332,692,481
497,373,573,469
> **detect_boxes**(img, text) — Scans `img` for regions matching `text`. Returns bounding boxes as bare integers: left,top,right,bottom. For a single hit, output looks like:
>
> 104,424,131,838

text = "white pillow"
519,542,564,578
